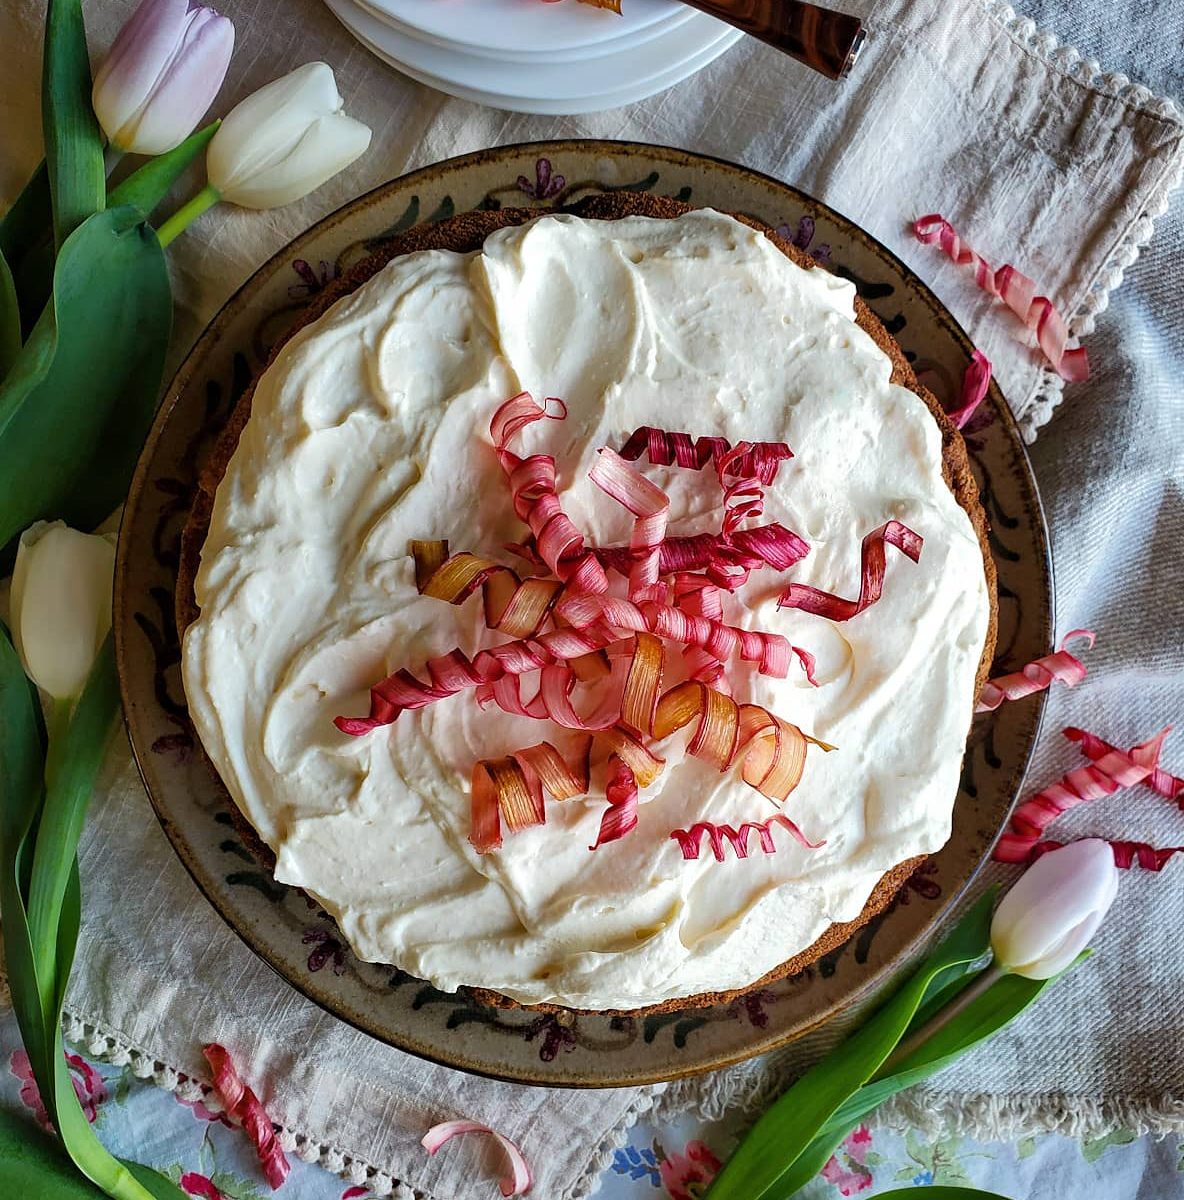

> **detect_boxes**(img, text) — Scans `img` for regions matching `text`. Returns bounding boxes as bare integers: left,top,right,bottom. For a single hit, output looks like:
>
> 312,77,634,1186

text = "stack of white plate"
323,0,742,114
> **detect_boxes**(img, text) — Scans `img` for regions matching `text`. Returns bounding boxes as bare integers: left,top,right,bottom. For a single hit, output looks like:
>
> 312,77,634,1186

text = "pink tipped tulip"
92,0,234,156
991,838,1119,979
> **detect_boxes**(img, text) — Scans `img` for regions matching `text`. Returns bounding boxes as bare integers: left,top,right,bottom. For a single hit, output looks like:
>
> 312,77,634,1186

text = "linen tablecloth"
2,0,1183,1196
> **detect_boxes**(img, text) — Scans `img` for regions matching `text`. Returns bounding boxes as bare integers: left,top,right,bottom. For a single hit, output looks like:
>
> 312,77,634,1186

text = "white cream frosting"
183,211,990,1010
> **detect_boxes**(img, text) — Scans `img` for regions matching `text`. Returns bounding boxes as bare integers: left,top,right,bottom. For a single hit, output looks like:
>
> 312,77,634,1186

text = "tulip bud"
991,838,1119,979
10,523,116,702
92,0,234,157
205,62,372,210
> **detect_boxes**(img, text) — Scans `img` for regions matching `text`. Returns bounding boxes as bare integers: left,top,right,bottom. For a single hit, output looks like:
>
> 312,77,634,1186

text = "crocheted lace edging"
54,1007,664,1200
979,1,1184,441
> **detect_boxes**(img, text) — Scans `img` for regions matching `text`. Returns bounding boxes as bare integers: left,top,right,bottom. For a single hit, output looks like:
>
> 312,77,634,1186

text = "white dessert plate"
117,141,1051,1087
365,0,683,57
324,0,739,112
353,0,699,65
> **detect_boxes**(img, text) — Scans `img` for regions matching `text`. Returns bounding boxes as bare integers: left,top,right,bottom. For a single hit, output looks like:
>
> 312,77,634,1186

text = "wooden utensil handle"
681,0,865,80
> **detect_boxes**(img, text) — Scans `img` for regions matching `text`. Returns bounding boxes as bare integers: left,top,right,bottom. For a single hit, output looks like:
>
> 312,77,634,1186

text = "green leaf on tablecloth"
0,205,171,552
1016,1136,1037,1160
210,1170,270,1200
901,1129,974,1188
705,892,996,1200
1080,1129,1137,1163
42,0,105,249
107,1063,135,1107
161,1155,268,1200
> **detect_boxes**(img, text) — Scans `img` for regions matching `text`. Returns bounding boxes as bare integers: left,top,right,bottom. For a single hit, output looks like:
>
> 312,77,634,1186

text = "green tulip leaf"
706,891,997,1200
1,165,55,336
109,122,220,217
11,241,55,347
0,205,171,551
53,859,83,1019
0,123,215,343
899,954,988,1035
0,161,51,266
43,0,105,249
879,1190,1011,1199
119,1161,193,1200
28,640,119,995
0,629,185,1199
0,1110,108,1197
770,964,1076,1197
0,625,50,1074
0,247,19,381
869,963,1082,1093
42,1031,185,1200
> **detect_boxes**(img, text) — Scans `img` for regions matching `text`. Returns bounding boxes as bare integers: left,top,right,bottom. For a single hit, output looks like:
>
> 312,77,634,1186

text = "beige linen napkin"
2,0,1183,1195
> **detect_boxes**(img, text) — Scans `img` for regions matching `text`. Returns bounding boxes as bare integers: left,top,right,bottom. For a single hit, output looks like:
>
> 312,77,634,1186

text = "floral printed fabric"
3,1006,1184,1200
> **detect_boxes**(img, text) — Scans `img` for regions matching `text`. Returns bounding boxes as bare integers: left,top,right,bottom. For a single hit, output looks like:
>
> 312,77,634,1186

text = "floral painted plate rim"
115,140,1052,1087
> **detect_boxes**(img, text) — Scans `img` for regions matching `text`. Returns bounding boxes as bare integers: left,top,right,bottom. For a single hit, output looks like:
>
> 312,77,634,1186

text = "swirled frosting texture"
183,211,989,1009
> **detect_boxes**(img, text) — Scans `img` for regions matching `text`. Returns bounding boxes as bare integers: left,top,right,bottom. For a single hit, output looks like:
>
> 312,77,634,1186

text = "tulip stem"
24,697,77,1018
43,696,75,796
877,962,1005,1076
156,183,220,248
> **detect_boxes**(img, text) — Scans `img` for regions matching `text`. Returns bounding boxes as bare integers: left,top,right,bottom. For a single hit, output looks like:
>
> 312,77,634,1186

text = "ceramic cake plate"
115,141,1052,1087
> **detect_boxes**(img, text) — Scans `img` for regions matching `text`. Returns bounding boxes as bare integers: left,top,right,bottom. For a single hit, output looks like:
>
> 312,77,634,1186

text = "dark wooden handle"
680,0,865,80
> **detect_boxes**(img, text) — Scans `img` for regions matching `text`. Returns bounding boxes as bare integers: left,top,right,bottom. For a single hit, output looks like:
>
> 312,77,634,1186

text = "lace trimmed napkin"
2,0,1182,1195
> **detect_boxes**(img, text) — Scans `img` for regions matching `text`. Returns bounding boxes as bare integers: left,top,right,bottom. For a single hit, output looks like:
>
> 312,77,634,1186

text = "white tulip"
205,62,371,210
991,838,1119,979
10,523,116,701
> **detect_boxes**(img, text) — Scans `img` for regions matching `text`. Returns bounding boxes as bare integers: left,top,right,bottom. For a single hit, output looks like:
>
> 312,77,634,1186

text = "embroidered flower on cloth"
611,1143,662,1184
179,1173,225,1200
820,1124,876,1195
659,1139,723,1199
9,1048,107,1129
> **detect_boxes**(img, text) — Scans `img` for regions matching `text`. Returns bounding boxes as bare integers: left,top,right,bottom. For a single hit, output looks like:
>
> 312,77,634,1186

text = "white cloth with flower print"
3,0,1184,1198
4,1007,1184,1200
